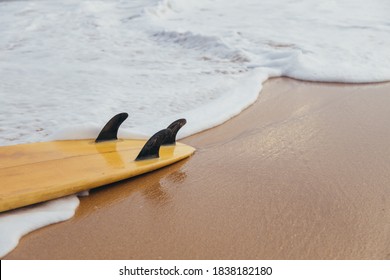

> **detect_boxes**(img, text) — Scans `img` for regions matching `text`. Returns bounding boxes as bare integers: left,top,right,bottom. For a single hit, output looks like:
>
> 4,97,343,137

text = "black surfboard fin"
95,112,129,143
136,129,172,161
162,118,186,145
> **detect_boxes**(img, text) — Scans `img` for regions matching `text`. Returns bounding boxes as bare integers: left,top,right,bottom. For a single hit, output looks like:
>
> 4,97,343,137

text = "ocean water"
0,0,389,257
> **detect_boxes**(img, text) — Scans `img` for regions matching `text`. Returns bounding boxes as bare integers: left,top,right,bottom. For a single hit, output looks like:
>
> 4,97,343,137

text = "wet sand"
4,78,390,259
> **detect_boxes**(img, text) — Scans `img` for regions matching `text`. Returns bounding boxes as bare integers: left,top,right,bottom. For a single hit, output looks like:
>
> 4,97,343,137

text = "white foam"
0,0,389,257
48,125,148,141
2,0,389,146
0,194,81,258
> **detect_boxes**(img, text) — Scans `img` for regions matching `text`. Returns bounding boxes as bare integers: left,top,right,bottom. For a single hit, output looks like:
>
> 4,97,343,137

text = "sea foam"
1,0,389,257
0,195,81,257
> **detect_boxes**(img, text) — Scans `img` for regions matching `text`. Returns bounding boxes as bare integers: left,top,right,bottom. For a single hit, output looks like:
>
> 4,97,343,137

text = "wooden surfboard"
0,114,195,212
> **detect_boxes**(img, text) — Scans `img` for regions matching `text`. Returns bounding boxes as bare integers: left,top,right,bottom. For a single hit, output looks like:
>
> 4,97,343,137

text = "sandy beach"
4,78,390,259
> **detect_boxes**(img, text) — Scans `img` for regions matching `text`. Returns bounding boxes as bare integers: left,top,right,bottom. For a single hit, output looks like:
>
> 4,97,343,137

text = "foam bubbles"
0,195,81,258
0,0,389,257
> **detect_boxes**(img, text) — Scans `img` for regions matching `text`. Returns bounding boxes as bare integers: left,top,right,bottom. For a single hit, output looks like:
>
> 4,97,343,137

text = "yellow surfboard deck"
0,139,195,212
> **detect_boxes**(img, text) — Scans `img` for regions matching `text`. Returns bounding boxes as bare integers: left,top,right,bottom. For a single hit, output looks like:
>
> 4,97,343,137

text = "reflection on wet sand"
142,169,188,206
7,78,390,260
75,159,190,218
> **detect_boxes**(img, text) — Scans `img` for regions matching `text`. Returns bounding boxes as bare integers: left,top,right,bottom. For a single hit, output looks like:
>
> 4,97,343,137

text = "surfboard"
0,114,195,212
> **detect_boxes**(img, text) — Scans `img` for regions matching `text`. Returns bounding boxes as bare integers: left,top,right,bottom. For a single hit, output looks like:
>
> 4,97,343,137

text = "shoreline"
5,78,390,259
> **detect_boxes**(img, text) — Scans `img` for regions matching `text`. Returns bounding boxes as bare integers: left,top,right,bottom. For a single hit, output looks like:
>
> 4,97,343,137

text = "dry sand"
4,78,390,259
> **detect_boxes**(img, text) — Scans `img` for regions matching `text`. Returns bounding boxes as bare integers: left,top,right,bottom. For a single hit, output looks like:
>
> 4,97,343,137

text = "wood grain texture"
0,139,195,212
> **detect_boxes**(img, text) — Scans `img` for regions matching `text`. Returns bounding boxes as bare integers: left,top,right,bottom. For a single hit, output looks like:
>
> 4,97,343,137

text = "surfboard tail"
94,113,187,160
136,118,187,160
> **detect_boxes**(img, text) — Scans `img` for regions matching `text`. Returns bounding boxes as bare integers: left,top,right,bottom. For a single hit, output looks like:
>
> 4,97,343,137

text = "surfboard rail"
0,114,195,212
